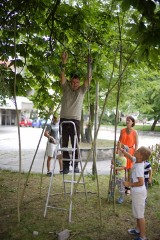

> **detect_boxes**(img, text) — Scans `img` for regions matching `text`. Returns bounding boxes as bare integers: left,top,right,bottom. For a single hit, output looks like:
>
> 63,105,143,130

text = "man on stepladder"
60,51,92,174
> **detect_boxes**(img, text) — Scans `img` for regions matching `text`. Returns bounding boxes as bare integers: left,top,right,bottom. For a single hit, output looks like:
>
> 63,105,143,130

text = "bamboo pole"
13,19,22,223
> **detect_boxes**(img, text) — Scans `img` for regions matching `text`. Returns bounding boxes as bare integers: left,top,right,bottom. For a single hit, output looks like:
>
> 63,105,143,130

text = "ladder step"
59,147,77,151
62,158,81,162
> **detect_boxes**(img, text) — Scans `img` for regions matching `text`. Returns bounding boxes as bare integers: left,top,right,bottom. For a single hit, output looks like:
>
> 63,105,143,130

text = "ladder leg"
68,167,74,223
69,198,73,223
79,160,87,201
44,157,57,217
63,170,67,197
68,134,76,222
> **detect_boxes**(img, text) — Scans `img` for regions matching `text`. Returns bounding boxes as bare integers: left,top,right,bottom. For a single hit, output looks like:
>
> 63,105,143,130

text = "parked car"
32,119,42,128
41,119,51,128
19,118,32,127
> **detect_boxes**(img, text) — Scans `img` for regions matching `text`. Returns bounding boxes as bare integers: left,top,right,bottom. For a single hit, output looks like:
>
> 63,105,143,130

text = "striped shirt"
144,160,152,179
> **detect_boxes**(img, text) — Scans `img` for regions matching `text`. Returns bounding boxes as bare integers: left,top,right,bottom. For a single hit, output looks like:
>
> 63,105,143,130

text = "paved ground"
0,126,160,175
0,126,112,175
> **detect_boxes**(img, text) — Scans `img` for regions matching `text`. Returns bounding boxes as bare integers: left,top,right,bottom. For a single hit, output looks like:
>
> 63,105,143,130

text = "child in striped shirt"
144,160,152,189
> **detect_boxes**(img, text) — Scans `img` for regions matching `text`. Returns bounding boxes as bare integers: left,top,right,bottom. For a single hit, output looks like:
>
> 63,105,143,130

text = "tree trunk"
85,103,95,143
92,80,99,175
151,119,157,131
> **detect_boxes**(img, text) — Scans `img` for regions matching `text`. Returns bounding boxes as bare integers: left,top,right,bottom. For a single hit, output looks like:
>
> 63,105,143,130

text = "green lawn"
0,170,160,240
104,124,160,132
134,124,160,132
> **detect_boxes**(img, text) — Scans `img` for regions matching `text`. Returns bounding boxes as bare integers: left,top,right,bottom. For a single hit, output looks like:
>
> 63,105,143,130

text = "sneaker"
117,197,124,204
47,171,52,177
74,166,79,173
63,168,69,174
59,170,63,174
125,189,131,195
128,229,140,236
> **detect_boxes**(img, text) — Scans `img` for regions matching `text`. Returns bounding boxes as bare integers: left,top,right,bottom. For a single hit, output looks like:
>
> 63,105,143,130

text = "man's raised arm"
60,52,68,85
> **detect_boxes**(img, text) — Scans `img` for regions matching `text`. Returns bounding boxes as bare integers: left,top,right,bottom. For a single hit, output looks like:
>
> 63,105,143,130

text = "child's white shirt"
131,158,146,193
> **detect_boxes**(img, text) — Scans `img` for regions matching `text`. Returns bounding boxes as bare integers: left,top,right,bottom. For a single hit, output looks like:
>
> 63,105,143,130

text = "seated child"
110,145,128,204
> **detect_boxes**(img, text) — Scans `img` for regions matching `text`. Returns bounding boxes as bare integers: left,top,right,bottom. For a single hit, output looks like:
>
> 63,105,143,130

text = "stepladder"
44,121,87,222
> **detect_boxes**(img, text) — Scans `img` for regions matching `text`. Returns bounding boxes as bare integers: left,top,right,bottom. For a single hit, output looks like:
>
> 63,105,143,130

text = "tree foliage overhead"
0,0,160,125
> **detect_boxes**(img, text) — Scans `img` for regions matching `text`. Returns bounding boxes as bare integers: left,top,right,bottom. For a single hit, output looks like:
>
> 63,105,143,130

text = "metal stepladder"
44,121,87,223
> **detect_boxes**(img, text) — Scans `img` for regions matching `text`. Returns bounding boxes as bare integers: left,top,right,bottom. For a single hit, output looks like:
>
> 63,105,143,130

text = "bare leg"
125,169,131,194
58,154,63,171
47,156,52,172
137,218,146,239
127,168,131,181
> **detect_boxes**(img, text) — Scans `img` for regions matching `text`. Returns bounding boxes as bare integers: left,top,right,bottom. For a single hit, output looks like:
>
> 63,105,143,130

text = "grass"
107,124,160,132
80,123,160,149
80,139,114,149
0,170,160,240
130,124,160,132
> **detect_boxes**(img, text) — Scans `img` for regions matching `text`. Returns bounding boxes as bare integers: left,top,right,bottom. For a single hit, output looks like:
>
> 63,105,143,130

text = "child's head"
52,113,59,123
136,147,151,161
118,145,129,156
117,141,129,152
118,150,124,157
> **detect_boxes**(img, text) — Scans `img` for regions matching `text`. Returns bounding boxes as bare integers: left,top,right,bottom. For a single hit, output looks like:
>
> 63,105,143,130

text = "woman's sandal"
125,187,131,195
126,189,131,195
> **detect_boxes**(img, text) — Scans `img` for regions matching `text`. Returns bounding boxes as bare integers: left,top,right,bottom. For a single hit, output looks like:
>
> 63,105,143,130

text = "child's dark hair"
127,115,135,127
138,147,151,161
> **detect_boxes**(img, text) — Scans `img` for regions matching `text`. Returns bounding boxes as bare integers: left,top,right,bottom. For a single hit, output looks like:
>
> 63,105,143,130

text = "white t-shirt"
131,158,146,193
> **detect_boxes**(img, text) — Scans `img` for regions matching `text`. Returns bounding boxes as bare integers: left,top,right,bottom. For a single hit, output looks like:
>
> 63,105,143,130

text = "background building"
0,97,33,126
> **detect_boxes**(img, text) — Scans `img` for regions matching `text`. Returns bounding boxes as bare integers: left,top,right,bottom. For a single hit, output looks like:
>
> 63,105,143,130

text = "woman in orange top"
118,116,138,194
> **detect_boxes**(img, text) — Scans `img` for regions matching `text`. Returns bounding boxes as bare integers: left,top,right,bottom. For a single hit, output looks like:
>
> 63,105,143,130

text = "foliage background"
1,0,160,127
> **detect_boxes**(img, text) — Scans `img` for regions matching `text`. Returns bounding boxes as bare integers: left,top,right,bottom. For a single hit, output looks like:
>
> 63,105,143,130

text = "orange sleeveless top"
119,128,137,169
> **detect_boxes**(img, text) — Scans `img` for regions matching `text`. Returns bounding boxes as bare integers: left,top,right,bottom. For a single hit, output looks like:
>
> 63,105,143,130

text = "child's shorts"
132,190,147,219
47,142,61,157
